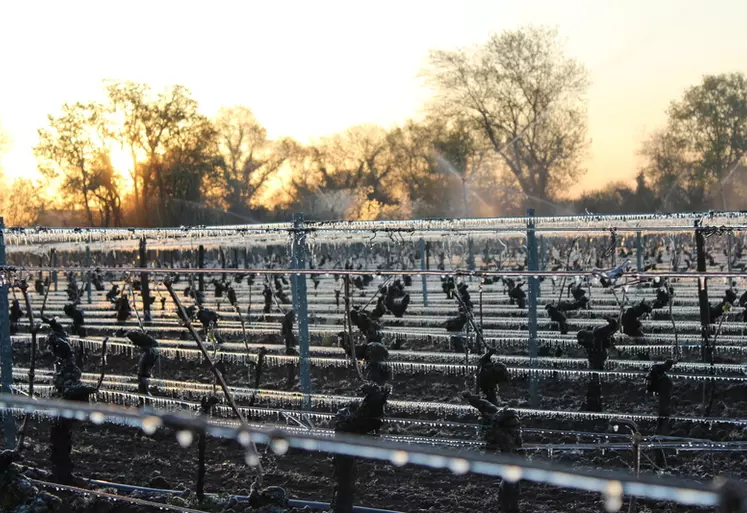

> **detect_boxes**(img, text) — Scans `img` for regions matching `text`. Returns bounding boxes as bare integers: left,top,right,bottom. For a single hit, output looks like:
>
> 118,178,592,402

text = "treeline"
31,91,530,227
3,26,746,227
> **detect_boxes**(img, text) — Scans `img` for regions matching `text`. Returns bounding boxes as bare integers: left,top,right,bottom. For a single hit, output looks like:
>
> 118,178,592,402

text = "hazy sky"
1,0,746,195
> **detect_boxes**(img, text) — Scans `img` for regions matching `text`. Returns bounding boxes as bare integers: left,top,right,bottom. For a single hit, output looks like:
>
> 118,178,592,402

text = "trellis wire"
13,336,747,373
0,393,739,508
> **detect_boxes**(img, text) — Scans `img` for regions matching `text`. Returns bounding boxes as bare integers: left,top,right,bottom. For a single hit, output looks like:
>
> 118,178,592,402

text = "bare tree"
210,106,289,215
386,120,444,217
105,81,213,224
423,26,589,211
642,73,747,211
2,179,45,226
104,81,149,211
429,116,492,217
35,102,106,226
87,153,124,226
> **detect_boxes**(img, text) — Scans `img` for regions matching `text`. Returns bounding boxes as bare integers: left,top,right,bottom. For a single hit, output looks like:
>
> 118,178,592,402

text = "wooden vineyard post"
419,238,428,307
139,237,151,322
0,217,17,447
51,248,58,292
718,480,745,512
198,244,205,294
219,247,227,283
636,232,643,272
291,213,312,409
526,209,539,408
694,224,712,363
540,235,546,271
85,245,92,304
467,237,475,272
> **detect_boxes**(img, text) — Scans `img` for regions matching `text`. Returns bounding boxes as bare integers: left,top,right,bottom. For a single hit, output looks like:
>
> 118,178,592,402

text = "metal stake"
291,213,311,409
527,209,539,408
419,238,428,307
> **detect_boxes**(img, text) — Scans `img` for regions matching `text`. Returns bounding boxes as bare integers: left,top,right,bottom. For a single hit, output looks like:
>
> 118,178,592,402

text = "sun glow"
107,145,135,194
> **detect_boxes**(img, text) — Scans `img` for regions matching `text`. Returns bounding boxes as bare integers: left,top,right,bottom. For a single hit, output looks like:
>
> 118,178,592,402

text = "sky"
1,0,746,196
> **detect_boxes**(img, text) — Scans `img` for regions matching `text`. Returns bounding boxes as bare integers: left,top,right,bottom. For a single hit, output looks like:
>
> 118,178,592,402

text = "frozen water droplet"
503,465,523,483
141,416,162,435
245,450,261,466
89,412,105,425
390,450,408,467
176,430,193,448
238,431,252,447
605,496,622,512
270,437,290,455
448,458,470,475
604,481,623,512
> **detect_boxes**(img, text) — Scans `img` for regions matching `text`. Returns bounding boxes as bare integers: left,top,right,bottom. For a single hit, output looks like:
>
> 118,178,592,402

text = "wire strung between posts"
26,478,212,513
13,335,747,383
10,266,747,280
4,210,747,242
13,336,747,374
14,321,747,357
14,378,747,429
0,393,733,508
9,400,746,455
19,309,747,335
6,374,684,441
